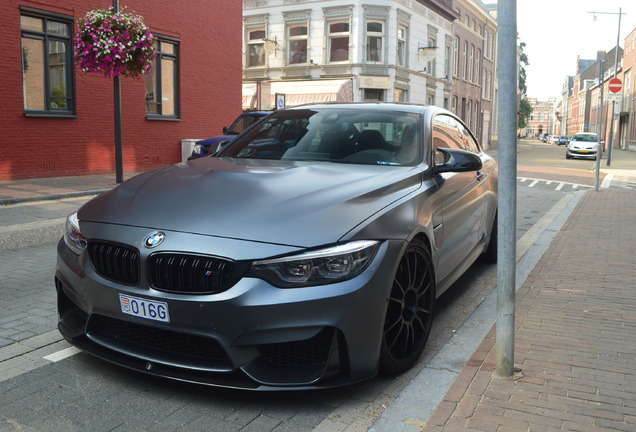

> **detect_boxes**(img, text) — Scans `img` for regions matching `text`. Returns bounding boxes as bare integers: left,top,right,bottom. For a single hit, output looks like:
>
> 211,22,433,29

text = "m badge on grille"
144,232,165,248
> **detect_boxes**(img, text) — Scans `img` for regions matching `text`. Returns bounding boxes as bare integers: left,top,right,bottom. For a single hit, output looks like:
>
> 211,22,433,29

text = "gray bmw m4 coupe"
56,103,498,390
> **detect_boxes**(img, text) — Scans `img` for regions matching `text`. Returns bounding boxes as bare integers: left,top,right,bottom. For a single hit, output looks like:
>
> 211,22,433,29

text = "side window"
456,121,481,154
145,37,179,118
20,8,74,115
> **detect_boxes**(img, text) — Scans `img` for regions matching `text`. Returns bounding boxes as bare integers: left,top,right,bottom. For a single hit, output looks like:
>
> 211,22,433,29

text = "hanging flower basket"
74,8,156,79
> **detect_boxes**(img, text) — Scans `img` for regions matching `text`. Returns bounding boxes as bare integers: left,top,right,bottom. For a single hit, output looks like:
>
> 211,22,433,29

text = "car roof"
283,102,450,117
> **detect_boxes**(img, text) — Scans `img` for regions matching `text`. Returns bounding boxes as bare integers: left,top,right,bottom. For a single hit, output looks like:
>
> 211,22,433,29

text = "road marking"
529,180,539,187
556,183,565,191
43,346,81,362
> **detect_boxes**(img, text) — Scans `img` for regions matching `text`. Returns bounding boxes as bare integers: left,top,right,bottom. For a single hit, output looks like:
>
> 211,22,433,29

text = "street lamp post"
113,0,124,183
588,8,625,166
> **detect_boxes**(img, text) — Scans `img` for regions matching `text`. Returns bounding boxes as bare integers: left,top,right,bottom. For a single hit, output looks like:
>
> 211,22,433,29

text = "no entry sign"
608,78,622,93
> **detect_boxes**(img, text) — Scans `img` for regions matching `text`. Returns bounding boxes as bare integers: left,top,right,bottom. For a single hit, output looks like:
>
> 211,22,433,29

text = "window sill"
146,116,182,122
24,112,78,118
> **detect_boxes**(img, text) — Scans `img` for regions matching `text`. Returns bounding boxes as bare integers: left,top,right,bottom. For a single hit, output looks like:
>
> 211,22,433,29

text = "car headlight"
250,240,380,288
64,212,87,255
192,144,202,155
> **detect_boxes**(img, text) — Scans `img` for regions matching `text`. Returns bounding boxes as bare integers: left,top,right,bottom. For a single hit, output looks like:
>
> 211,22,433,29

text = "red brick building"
1,0,242,181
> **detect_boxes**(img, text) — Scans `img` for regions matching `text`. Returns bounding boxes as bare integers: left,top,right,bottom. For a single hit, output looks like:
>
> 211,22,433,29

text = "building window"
453,36,459,77
394,88,407,102
247,27,266,67
145,37,179,118
462,41,468,79
475,48,481,83
364,89,384,101
397,25,407,67
20,8,74,115
288,24,308,64
427,94,435,106
468,45,475,82
426,37,437,76
452,96,458,114
445,42,451,79
366,21,384,62
328,21,350,62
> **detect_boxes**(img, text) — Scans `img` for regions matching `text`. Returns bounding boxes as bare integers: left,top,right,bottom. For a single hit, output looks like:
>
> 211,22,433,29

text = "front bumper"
55,232,404,390
567,148,597,158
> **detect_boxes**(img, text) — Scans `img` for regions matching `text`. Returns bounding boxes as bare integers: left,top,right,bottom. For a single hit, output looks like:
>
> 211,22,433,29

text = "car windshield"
219,108,422,166
572,134,598,142
227,114,265,134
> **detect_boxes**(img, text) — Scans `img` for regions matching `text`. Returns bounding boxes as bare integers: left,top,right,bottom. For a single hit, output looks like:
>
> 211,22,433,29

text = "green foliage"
518,98,532,129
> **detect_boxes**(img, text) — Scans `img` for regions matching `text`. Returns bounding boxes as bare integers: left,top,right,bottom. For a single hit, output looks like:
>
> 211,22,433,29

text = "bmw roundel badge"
144,232,165,248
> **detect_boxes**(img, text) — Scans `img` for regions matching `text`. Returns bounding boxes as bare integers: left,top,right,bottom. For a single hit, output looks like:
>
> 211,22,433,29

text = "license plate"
579,150,589,153
119,294,170,323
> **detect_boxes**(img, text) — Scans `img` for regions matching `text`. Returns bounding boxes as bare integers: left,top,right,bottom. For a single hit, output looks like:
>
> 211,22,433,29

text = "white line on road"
43,346,81,362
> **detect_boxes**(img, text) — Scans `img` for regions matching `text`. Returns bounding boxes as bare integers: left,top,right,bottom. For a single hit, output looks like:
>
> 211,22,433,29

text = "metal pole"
114,0,124,183
595,60,604,191
606,7,622,166
496,0,517,378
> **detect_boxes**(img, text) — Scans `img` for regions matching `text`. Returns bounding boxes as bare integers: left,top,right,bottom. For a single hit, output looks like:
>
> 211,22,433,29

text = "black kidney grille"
88,314,231,367
88,241,140,285
148,253,247,294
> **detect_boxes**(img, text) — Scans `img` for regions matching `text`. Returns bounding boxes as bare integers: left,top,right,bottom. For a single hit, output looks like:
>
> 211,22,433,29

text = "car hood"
197,135,234,146
79,157,423,248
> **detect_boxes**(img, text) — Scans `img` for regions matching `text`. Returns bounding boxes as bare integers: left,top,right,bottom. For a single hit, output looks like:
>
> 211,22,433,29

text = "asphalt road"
0,145,618,432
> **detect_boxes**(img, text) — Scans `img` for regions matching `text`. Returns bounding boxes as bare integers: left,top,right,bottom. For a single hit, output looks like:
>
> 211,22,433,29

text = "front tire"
380,239,435,375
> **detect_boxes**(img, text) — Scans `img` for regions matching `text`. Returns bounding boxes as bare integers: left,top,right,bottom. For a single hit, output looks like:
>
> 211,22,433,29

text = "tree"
519,42,529,96
518,98,533,130
517,41,531,130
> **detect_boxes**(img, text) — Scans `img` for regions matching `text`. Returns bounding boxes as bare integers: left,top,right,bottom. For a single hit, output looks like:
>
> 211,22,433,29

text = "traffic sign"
608,78,622,94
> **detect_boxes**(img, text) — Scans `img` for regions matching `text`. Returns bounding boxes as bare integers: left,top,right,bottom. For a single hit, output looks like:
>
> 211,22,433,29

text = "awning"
242,80,352,110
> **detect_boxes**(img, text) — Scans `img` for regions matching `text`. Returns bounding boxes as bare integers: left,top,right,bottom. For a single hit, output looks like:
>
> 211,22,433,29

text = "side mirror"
223,126,228,134
209,140,230,155
435,148,483,174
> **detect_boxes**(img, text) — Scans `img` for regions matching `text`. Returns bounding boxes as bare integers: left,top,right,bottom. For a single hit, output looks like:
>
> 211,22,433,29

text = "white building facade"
242,0,458,110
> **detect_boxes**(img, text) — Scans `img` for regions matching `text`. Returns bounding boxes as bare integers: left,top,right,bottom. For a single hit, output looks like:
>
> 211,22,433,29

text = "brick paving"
2,148,636,431
423,189,636,432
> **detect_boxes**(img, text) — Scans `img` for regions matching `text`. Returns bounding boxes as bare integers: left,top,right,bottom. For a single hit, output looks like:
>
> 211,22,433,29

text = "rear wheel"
380,239,435,375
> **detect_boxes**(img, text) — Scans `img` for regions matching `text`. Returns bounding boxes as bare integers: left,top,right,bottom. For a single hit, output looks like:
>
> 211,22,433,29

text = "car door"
431,114,488,285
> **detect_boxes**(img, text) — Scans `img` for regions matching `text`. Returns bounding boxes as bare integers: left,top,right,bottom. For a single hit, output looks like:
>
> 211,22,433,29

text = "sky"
516,0,635,101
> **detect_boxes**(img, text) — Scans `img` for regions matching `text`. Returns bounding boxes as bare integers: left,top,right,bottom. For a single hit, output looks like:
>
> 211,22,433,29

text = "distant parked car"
566,132,600,159
549,135,560,144
558,136,569,145
539,134,548,143
189,110,271,159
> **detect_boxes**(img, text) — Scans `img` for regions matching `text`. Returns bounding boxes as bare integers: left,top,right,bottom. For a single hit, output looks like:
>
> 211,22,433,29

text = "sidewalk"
0,172,138,205
422,188,636,431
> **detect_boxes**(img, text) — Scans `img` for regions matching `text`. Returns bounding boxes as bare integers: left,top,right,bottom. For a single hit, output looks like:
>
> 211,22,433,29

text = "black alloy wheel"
380,239,435,375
